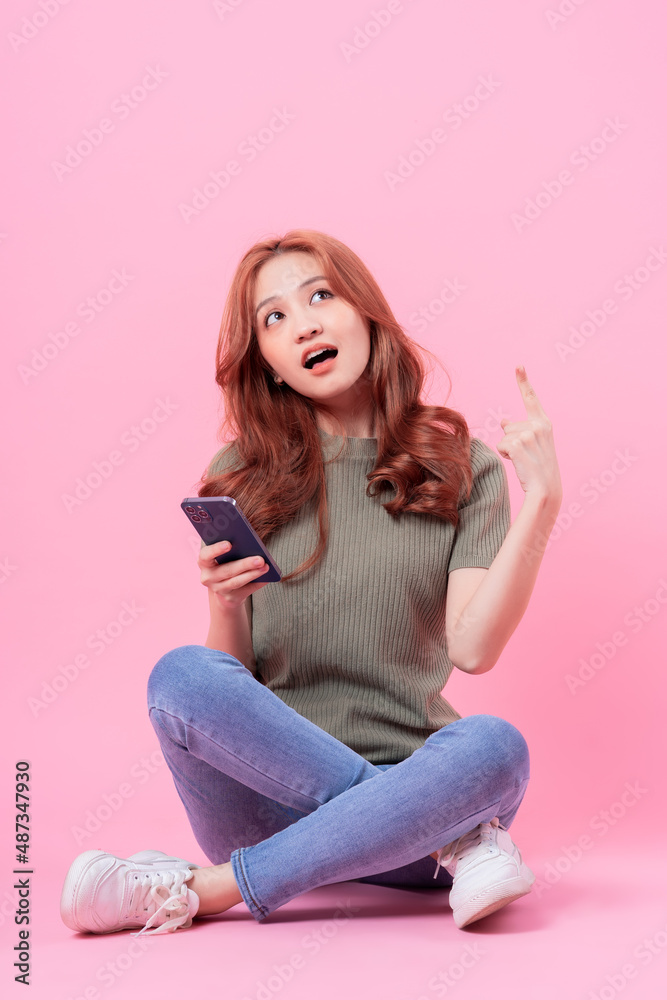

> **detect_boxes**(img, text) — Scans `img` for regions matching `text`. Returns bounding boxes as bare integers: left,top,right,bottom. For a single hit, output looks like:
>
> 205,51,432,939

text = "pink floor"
10,839,666,1000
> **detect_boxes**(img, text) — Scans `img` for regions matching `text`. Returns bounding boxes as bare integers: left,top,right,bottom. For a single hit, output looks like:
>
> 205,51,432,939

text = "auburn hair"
198,229,474,582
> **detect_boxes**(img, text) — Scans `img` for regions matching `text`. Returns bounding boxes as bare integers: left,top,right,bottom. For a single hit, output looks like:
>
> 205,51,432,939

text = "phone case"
181,496,281,583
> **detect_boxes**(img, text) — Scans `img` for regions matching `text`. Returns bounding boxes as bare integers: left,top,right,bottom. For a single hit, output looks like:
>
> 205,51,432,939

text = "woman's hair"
198,228,473,582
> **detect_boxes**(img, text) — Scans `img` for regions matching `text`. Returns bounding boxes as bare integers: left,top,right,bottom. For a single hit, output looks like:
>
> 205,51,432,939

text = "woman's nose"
294,316,322,341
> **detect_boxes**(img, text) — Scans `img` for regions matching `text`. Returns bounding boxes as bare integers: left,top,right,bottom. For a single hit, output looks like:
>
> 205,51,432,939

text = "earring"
273,374,284,384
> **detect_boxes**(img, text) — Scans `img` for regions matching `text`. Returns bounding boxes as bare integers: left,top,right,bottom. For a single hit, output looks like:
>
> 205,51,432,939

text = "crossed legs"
147,645,531,922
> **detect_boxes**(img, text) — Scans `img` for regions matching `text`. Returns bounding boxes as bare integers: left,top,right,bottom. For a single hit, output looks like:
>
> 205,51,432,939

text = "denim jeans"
147,645,531,922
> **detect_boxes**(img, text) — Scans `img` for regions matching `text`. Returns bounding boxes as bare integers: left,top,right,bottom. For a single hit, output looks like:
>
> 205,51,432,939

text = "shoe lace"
127,869,194,937
432,817,501,879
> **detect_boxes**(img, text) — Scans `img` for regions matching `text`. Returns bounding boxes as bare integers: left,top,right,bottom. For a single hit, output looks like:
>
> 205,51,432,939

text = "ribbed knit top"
207,428,510,764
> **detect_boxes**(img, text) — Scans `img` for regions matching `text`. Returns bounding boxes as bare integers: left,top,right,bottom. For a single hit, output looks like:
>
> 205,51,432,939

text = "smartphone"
181,497,282,583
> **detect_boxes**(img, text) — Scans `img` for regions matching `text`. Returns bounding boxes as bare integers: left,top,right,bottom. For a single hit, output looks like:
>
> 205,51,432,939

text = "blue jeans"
147,645,531,922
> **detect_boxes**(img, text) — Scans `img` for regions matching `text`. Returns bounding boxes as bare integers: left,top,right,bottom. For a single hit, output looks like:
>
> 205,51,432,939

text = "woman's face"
253,251,372,415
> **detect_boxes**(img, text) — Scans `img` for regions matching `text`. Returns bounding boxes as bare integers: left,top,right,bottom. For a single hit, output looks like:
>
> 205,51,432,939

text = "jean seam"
234,848,268,920
148,705,329,812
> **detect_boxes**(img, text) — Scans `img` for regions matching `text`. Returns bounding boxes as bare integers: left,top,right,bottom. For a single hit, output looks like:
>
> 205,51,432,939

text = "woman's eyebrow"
255,275,328,318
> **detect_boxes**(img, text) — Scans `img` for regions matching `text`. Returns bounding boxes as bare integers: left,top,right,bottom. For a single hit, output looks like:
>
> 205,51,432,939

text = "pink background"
2,1,665,997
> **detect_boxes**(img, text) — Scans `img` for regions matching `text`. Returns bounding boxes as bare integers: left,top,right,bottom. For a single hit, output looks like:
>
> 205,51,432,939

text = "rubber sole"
452,873,535,929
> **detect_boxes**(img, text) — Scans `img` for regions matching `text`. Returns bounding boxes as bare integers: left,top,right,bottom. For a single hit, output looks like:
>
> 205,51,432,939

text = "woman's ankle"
189,862,244,916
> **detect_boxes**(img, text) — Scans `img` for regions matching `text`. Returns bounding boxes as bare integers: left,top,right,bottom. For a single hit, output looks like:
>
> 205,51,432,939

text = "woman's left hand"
497,366,563,505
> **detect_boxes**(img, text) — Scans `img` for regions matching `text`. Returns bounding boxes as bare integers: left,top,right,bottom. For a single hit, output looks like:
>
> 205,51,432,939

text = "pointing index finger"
515,365,546,417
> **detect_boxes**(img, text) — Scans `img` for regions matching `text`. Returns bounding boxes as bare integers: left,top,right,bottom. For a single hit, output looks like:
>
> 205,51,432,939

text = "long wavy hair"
198,229,473,582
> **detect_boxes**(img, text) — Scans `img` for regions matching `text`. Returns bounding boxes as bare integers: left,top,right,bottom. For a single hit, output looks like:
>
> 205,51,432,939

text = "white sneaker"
60,849,201,936
433,817,535,928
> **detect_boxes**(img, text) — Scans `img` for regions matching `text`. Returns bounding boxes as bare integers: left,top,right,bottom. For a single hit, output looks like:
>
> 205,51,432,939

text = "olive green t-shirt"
207,428,510,764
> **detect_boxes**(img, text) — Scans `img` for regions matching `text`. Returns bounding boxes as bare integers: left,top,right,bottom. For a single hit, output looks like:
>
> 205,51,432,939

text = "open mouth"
303,347,338,370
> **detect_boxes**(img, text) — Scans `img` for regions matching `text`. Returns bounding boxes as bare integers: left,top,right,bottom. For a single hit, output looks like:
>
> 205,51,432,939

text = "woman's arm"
205,589,258,672
446,491,560,674
447,366,563,674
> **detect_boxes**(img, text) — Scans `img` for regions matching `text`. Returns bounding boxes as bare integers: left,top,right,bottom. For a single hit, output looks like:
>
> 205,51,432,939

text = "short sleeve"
447,437,511,573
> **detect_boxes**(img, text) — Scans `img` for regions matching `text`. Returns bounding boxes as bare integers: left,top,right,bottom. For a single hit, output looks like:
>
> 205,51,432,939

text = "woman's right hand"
198,539,272,611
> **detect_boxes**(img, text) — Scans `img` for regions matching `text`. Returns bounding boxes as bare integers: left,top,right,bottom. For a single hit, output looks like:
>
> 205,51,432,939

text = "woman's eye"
264,289,332,327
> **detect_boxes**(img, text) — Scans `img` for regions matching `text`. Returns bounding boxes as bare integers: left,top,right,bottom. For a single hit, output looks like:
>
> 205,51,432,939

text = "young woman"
60,229,562,937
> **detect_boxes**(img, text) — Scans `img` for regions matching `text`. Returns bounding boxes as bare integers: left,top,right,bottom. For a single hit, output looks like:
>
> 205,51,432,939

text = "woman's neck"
317,418,375,438
315,410,376,439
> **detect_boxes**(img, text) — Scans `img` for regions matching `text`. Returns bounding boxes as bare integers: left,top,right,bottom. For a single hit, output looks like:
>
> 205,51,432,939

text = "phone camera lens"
200,510,210,519
185,506,196,513
191,514,201,522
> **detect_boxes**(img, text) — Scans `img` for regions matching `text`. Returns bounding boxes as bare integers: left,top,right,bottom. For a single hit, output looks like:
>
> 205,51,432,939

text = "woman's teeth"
304,348,337,369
